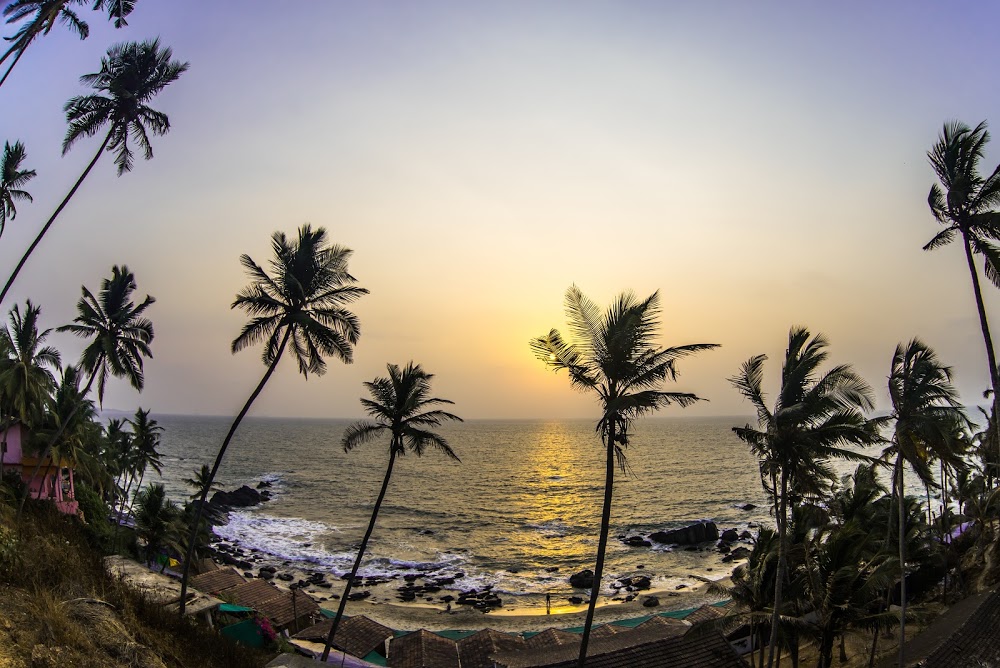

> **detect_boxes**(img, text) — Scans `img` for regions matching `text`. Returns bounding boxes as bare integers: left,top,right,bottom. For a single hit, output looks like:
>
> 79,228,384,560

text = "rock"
637,564,645,569
741,504,756,511
717,543,731,554
569,569,595,589
720,529,739,542
256,480,272,489
676,584,687,590
649,522,719,546
347,591,371,601
545,567,559,572
243,572,253,578
277,573,294,582
210,485,263,509
730,547,751,560
642,596,660,608
739,530,753,540
568,596,584,605
258,571,274,580
440,595,455,603
623,535,652,547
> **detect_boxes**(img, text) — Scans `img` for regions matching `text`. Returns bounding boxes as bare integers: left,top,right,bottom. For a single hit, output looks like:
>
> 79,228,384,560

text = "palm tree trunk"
767,469,789,668
0,47,26,91
868,627,879,668
575,418,616,668
177,328,291,616
321,447,398,661
116,468,145,552
16,371,97,518
962,233,1000,481
0,132,111,307
897,453,907,668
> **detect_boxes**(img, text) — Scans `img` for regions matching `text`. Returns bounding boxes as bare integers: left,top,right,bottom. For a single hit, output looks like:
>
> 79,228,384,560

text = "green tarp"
221,619,267,648
219,603,254,613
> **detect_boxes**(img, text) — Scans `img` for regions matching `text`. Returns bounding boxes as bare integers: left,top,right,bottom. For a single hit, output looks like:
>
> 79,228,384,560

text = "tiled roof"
224,579,284,609
387,629,461,668
457,628,526,668
257,588,320,629
293,615,394,658
903,588,1000,667
524,628,579,649
189,567,246,594
634,615,690,637
685,604,727,626
494,627,745,668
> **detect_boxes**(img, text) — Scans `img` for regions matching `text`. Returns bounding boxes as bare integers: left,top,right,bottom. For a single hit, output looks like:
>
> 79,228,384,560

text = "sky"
1,1,999,420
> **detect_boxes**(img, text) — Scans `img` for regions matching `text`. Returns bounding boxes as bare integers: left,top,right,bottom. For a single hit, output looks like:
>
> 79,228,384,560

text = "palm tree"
0,140,36,240
0,300,60,480
133,482,182,571
881,339,969,667
91,0,138,28
0,38,188,306
924,121,1000,470
320,362,462,661
730,327,876,668
178,224,368,615
0,0,89,90
116,408,161,549
182,464,220,500
531,286,717,667
18,266,154,516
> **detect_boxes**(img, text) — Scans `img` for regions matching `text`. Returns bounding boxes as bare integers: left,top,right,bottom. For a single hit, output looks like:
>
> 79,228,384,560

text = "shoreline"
308,577,731,633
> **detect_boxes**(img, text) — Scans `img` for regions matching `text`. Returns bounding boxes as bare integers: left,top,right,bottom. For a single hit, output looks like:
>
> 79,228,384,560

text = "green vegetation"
321,361,463,661
531,286,719,667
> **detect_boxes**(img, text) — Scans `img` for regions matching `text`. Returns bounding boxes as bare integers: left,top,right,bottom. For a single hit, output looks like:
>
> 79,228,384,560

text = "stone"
642,596,660,608
210,485,263,508
730,547,751,560
569,569,594,589
277,573,294,582
649,521,719,546
568,596,584,605
741,504,756,511
347,591,371,601
623,535,652,547
720,528,739,542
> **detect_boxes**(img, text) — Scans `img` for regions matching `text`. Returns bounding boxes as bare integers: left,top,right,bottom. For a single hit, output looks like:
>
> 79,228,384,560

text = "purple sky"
1,1,999,419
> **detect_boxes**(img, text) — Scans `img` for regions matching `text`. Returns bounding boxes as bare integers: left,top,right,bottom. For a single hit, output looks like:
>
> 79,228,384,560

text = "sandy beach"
312,577,731,633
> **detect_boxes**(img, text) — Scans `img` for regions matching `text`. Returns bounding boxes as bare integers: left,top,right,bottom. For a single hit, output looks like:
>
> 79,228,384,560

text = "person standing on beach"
546,593,551,615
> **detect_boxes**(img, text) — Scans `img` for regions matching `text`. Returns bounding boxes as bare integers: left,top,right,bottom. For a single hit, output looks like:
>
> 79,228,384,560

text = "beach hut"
898,587,1000,667
293,615,394,661
387,628,461,668
1,423,78,516
457,628,525,668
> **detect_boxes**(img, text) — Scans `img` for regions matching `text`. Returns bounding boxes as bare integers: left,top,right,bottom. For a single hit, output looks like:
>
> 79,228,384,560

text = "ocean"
148,415,855,609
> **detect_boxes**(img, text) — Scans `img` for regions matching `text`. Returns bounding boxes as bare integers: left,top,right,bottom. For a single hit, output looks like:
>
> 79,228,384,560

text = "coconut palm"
0,0,89,90
924,121,1000,468
0,39,188,306
178,224,368,615
730,327,876,668
881,339,970,667
320,362,461,660
0,140,36,240
182,464,220,500
116,408,161,549
18,266,154,517
531,286,717,667
91,0,138,28
133,482,182,571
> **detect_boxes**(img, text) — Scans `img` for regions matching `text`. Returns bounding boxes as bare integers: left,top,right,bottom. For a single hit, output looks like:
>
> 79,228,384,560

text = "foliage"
0,139,35,239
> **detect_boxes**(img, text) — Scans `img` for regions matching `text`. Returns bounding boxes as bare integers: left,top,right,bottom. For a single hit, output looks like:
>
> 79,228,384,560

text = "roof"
457,628,526,668
257,588,321,628
294,615,394,658
524,628,579,649
188,567,246,594
494,627,745,668
224,579,285,610
387,629,461,668
633,615,690,638
900,588,1000,667
684,603,727,626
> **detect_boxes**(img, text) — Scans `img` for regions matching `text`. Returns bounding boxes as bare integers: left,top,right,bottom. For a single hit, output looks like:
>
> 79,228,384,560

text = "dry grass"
0,498,277,668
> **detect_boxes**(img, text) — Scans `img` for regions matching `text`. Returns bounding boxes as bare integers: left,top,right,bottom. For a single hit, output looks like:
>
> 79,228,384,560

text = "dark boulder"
347,591,371,601
741,504,756,511
623,535,652,547
568,596,584,605
569,569,595,589
649,522,719,546
730,547,751,560
720,528,739,542
210,485,263,508
642,596,660,608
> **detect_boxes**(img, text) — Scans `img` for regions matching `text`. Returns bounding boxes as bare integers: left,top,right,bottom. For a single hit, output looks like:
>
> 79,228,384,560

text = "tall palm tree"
730,327,876,668
133,482,182,571
924,120,1000,469
881,339,969,667
0,38,188,306
91,0,138,28
531,286,717,667
18,266,154,516
178,224,368,615
320,362,462,661
0,0,89,90
116,408,161,549
0,140,36,240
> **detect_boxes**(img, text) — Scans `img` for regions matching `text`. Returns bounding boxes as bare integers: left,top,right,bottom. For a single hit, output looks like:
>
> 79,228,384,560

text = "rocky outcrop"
210,485,264,508
569,569,595,589
649,522,719,546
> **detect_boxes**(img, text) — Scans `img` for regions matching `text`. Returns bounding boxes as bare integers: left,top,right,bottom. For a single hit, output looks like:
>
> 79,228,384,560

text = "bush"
75,482,115,552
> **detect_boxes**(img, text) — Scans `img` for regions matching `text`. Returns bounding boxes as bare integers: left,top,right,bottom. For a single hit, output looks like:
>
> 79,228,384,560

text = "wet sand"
313,577,730,633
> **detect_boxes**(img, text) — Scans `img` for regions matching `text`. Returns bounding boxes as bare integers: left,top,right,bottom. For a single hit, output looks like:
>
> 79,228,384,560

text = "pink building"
1,424,79,516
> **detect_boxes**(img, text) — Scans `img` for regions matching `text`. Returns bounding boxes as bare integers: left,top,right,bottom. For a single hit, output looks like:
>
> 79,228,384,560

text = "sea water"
149,415,793,601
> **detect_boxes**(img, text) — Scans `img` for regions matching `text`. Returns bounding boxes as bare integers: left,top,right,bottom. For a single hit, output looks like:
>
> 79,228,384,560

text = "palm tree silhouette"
178,224,367,615
880,339,969,668
321,362,461,661
18,265,154,516
531,286,717,667
0,140,36,240
730,327,875,668
0,0,89,90
0,38,188,306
